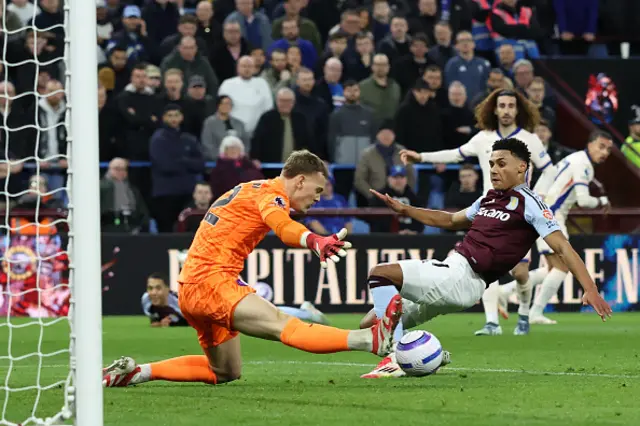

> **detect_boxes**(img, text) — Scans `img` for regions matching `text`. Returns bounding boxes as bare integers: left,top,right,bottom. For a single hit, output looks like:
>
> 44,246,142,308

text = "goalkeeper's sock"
280,317,352,353
147,355,217,385
482,282,500,325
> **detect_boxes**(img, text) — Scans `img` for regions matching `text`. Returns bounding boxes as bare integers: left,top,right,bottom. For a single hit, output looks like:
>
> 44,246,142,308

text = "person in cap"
369,165,424,234
106,5,153,66
354,119,416,207
622,109,640,168
145,65,162,93
183,75,216,137
149,103,205,232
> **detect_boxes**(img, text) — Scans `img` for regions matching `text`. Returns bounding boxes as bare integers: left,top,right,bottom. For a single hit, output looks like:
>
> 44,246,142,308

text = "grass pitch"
1,313,639,426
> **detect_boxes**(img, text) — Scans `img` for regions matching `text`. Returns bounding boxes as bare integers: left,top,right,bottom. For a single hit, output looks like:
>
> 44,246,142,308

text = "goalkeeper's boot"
474,323,503,336
513,315,530,336
103,356,145,387
360,352,406,379
300,301,329,325
370,295,402,357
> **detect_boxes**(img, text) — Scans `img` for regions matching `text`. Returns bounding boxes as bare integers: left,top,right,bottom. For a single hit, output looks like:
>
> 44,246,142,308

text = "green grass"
1,313,639,426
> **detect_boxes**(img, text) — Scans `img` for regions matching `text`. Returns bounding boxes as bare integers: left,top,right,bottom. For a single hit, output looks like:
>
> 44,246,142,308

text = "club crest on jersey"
505,196,519,211
542,209,554,220
273,196,286,209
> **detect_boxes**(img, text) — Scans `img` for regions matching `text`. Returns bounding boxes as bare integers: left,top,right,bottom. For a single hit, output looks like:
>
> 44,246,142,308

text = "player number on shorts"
204,185,242,226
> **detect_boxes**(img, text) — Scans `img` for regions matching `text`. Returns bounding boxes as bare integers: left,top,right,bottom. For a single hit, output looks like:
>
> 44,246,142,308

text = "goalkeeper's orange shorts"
178,273,255,349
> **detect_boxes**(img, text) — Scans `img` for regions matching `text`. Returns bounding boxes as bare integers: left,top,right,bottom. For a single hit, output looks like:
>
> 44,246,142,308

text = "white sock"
482,282,500,325
371,286,404,342
528,267,548,287
137,364,152,383
278,306,313,321
500,280,517,296
531,268,567,316
516,279,533,316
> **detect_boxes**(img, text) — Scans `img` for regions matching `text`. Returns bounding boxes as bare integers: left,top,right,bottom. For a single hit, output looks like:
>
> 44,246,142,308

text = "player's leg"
233,293,400,356
530,253,568,324
511,259,532,335
359,308,377,329
474,282,502,336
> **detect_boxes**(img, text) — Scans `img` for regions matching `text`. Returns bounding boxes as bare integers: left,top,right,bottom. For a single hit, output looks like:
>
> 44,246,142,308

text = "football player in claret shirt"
360,138,612,378
141,273,188,327
103,150,401,387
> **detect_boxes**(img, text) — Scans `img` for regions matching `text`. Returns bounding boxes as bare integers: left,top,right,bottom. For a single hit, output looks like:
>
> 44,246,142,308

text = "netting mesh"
0,0,75,424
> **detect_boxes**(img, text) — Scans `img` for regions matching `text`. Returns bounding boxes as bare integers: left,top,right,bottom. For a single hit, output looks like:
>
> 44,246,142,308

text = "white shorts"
398,252,486,328
536,217,568,254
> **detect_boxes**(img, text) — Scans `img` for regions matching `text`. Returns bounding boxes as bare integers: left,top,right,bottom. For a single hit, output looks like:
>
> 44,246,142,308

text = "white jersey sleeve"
420,133,480,163
465,196,483,221
571,163,600,208
141,293,152,318
518,187,561,238
527,132,555,195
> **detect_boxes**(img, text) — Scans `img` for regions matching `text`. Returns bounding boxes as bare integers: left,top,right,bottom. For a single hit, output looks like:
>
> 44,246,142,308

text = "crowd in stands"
0,0,639,235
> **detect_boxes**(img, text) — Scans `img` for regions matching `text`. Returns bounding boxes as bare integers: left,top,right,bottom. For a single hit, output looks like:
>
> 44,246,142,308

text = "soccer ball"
395,330,443,377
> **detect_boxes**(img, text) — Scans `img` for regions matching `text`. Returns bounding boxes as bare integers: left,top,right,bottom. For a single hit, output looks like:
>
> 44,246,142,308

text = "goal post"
67,0,103,424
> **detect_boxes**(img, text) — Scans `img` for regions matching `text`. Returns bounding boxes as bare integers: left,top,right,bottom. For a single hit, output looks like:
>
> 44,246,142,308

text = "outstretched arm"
400,135,479,165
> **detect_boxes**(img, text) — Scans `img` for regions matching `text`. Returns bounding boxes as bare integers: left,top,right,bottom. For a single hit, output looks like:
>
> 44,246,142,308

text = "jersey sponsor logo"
273,196,286,209
539,151,547,158
477,207,511,221
542,209,554,220
506,196,519,211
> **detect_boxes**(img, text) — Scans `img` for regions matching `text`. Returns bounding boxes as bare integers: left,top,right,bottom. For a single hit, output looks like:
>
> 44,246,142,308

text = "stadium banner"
100,234,639,316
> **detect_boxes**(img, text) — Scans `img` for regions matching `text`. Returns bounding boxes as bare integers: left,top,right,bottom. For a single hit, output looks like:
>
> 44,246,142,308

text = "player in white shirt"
401,89,555,336
530,131,612,324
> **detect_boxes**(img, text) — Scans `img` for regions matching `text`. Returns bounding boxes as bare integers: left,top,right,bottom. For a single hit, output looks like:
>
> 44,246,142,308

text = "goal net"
0,0,102,424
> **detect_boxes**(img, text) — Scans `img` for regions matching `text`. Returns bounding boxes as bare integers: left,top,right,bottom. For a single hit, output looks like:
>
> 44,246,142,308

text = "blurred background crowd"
1,0,639,235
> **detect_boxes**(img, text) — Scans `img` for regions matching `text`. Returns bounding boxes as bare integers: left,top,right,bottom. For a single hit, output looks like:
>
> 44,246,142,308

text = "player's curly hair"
475,89,540,132
282,150,329,179
492,138,532,166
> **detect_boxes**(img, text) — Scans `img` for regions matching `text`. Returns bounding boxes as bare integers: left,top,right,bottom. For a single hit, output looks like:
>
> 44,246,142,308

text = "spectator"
354,120,415,206
315,31,348,79
36,80,67,192
11,30,62,104
115,64,160,163
377,15,411,68
141,273,188,327
33,0,62,53
489,0,542,60
359,54,401,125
443,81,476,149
261,49,292,93
160,36,219,96
159,14,209,59
314,58,344,111
343,31,375,82
370,165,425,234
428,21,455,69
98,44,131,98
445,163,481,209
251,47,267,75
293,68,329,158
201,95,249,161
195,0,223,56
0,82,27,196
622,114,640,169
327,9,361,52
526,77,555,128
304,175,352,236
272,0,322,54
328,80,376,164
408,0,438,42
394,79,443,153
106,5,154,66
157,69,188,112
394,33,436,96
16,175,64,210
441,0,473,34
470,0,494,58
285,45,303,79
142,0,180,47
498,44,516,78
211,136,264,200
96,1,112,59
149,104,205,233
534,120,573,165
100,158,149,233
211,20,251,83
218,56,273,137
177,182,214,233
8,0,39,26
251,88,311,163
444,30,490,102
225,0,273,51
554,0,598,56
268,18,317,69
145,65,163,94
371,0,392,43
422,65,448,109
183,76,217,138
98,85,119,162
470,68,504,111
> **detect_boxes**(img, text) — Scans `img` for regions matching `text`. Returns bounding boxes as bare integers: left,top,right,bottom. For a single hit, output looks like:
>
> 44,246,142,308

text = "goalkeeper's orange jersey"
178,177,295,284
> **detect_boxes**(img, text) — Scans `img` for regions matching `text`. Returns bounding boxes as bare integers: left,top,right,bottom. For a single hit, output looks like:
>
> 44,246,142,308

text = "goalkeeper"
103,150,401,387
